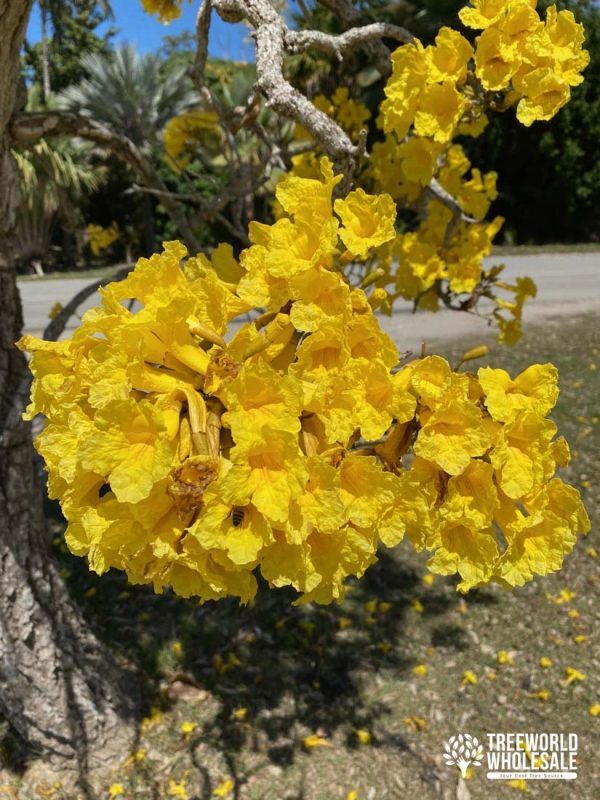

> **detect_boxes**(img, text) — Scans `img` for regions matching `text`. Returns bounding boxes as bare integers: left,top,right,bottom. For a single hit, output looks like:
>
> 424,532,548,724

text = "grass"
491,243,600,256
1,314,599,800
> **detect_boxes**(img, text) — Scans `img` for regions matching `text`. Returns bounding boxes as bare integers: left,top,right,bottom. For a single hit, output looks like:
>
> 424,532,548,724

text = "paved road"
18,252,600,352
379,252,600,352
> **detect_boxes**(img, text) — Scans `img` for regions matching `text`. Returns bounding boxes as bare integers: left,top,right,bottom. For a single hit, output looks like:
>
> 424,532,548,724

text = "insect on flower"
231,506,246,528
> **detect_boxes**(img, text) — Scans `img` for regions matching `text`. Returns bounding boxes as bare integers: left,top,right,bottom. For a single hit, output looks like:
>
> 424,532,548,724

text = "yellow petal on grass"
402,716,427,731
180,721,197,738
355,729,372,745
548,588,576,604
573,635,590,644
213,780,234,798
303,734,333,749
167,779,188,800
530,689,551,702
497,650,514,665
563,667,586,685
462,670,478,686
507,778,529,792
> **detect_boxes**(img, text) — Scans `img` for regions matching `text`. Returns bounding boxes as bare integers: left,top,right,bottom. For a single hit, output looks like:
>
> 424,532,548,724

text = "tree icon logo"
443,734,484,777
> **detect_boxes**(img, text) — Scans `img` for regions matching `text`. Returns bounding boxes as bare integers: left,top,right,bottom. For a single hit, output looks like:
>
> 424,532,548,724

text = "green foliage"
463,0,600,243
59,43,196,146
23,0,115,95
57,43,198,255
13,138,104,271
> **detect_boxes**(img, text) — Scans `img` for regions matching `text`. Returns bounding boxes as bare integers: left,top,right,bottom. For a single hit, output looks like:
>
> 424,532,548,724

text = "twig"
127,184,199,202
316,0,403,76
285,23,413,60
426,177,477,226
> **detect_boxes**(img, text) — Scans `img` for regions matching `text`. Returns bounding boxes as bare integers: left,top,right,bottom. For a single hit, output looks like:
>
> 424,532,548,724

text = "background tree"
13,137,103,273
24,0,115,101
59,43,197,253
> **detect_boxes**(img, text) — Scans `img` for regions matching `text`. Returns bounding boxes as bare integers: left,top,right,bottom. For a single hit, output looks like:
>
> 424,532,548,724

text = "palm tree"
59,43,197,253
59,43,197,147
37,0,115,102
13,139,104,273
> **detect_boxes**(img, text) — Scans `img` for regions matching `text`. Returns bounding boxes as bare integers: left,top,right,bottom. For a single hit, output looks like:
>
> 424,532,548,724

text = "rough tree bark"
0,0,139,784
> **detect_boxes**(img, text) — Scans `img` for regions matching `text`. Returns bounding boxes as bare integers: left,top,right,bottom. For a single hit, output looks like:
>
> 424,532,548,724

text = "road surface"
18,252,600,352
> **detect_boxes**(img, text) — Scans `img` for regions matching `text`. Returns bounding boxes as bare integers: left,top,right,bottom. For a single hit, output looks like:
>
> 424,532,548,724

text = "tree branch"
43,267,132,343
211,0,360,174
316,0,401,76
425,177,478,249
9,110,201,253
285,22,413,61
191,0,212,93
188,167,268,229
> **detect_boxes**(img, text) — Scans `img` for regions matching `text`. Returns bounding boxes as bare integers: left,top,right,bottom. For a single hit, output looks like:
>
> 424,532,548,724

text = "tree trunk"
40,1,52,103
142,191,156,256
0,0,140,785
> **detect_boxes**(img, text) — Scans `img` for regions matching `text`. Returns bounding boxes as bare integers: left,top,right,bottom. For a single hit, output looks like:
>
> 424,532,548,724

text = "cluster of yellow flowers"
381,27,475,144
163,110,221,170
296,88,372,143
465,0,589,125
20,161,589,603
290,1,589,344
87,222,119,256
370,142,536,343
140,0,188,23
382,2,588,139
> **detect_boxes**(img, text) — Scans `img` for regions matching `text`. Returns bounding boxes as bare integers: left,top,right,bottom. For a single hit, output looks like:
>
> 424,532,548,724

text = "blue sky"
26,1,256,61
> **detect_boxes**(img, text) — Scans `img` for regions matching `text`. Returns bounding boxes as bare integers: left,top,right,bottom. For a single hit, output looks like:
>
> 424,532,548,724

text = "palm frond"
58,43,198,147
